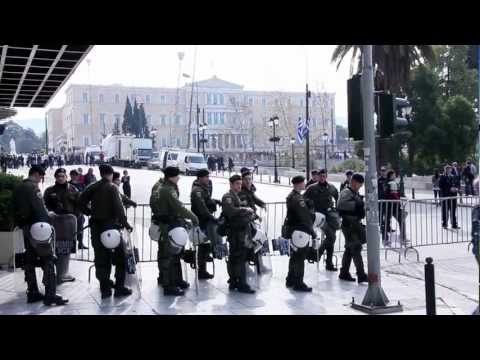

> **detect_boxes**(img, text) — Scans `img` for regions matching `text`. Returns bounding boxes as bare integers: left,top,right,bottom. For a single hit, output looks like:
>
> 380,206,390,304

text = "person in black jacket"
285,175,316,292
377,166,390,241
121,170,131,199
439,165,460,229
12,165,68,305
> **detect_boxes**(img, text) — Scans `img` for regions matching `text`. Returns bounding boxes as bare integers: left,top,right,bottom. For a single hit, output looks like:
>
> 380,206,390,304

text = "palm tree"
331,45,436,94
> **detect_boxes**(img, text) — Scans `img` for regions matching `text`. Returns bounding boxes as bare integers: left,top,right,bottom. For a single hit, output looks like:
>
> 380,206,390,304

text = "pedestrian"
69,169,88,250
84,167,97,187
77,168,85,187
11,165,68,305
378,165,390,242
462,160,475,196
78,164,133,299
439,165,460,230
43,168,79,284
304,169,340,271
149,166,199,296
284,175,316,292
190,169,218,280
432,169,441,204
221,174,256,294
113,172,137,208
228,157,234,173
306,170,319,188
121,170,131,199
253,159,259,174
384,169,406,245
337,173,368,283
340,170,354,192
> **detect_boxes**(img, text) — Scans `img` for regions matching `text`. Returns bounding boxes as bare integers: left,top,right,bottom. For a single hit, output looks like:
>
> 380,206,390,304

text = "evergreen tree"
122,96,133,135
138,103,149,138
132,99,140,137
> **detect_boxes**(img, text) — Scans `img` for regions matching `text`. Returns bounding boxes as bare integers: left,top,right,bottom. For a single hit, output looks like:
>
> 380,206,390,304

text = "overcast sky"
10,45,353,134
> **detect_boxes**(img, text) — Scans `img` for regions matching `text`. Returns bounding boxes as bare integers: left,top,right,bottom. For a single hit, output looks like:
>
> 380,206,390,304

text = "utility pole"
173,52,184,148
45,113,48,154
187,46,198,149
351,45,402,314
202,108,206,156
86,59,94,147
305,83,311,180
196,104,200,153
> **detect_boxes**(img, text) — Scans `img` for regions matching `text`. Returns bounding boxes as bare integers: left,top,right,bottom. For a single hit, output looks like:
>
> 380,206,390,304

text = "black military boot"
357,273,368,284
176,280,190,289
236,282,256,294
228,278,239,290
198,271,214,280
325,262,338,272
100,281,113,299
339,272,356,282
164,286,185,296
27,291,45,304
285,277,295,288
114,286,133,298
293,282,312,292
44,294,69,306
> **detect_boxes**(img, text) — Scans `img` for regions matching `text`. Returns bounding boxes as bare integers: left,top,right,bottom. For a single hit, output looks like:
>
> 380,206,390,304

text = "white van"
177,151,208,175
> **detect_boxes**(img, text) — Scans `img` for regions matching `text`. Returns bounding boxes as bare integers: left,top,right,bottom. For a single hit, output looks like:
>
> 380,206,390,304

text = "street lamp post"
200,122,207,157
196,104,200,153
290,137,295,169
268,116,280,183
322,132,328,171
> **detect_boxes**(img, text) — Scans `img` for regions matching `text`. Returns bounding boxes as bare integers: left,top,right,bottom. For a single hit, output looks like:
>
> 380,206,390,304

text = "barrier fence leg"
425,257,436,315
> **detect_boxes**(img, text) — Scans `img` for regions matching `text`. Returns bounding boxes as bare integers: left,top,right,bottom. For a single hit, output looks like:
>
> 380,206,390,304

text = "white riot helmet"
100,229,121,249
189,226,208,246
30,222,53,243
149,224,161,242
168,227,189,254
314,212,326,228
290,230,311,252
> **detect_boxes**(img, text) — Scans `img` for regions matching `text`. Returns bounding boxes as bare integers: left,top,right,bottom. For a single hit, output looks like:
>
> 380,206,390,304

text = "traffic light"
347,74,363,140
377,95,411,138
0,124,5,135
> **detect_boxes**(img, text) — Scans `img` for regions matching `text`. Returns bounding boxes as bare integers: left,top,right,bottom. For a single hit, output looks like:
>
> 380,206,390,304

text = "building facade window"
99,94,104,104
146,115,152,126
83,92,88,103
231,134,236,148
219,94,224,105
237,135,242,148
160,115,166,126
218,134,223,149
220,112,225,125
249,97,253,106
214,113,218,125
83,136,90,146
100,113,106,131
175,115,181,125
162,138,167,147
115,94,120,104
207,112,212,125
262,98,266,106
160,95,166,105
225,134,229,149
146,94,151,104
83,113,90,126
176,138,181,147
212,136,217,149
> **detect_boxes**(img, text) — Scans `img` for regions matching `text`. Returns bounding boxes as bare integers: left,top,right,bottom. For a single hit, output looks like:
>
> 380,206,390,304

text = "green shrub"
331,158,365,173
0,173,24,231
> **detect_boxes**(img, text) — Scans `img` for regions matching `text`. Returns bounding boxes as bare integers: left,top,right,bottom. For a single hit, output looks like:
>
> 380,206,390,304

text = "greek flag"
297,117,309,144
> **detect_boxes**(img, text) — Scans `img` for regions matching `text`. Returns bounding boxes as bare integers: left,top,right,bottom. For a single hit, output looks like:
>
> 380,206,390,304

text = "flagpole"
305,83,310,180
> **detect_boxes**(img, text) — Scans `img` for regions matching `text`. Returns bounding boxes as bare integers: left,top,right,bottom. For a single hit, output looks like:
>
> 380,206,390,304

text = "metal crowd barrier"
71,196,480,265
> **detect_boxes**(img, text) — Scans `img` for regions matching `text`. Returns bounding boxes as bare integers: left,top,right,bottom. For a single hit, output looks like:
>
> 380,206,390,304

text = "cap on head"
99,164,114,177
54,168,66,177
292,175,305,184
196,169,209,178
229,174,242,183
351,173,364,184
163,166,180,178
346,170,354,176
240,167,250,175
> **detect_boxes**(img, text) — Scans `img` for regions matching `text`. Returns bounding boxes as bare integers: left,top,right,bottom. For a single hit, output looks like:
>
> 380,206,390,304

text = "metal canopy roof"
0,45,92,108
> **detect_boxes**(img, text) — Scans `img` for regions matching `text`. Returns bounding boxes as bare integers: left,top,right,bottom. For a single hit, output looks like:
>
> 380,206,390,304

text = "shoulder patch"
196,191,203,198
170,190,178,199
299,199,306,207
37,192,43,199
225,197,232,204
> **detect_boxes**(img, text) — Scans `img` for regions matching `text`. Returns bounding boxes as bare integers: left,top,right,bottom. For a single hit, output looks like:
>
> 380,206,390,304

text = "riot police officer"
285,175,316,292
150,166,199,296
190,169,218,280
304,169,339,271
337,173,368,283
306,170,319,188
78,164,133,299
12,165,68,305
222,174,257,294
238,170,265,212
